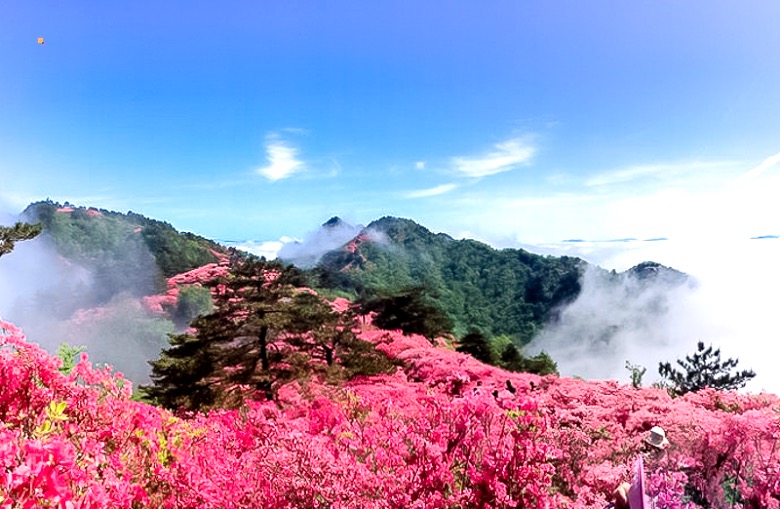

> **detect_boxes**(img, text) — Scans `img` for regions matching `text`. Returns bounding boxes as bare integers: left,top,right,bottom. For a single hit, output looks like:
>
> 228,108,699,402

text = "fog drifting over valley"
0,211,170,385
529,237,780,394
277,218,363,268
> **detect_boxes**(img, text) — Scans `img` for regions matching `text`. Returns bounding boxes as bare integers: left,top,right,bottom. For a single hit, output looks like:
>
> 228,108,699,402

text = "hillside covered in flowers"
3,300,780,507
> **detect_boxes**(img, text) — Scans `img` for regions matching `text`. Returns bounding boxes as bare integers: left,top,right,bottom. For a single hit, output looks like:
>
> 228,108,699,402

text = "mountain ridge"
307,215,689,344
4,201,690,384
14,200,688,352
21,200,228,290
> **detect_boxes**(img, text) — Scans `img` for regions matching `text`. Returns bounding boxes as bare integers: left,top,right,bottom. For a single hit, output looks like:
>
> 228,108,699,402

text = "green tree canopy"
21,201,227,302
499,343,558,376
144,258,393,411
172,284,214,328
312,216,586,344
456,330,495,365
0,222,41,258
357,285,454,342
284,291,396,381
658,341,756,396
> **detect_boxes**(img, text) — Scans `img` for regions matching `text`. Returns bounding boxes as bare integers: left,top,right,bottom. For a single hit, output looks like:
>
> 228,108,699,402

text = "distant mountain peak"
365,216,454,244
277,216,361,268
323,216,345,228
625,261,691,287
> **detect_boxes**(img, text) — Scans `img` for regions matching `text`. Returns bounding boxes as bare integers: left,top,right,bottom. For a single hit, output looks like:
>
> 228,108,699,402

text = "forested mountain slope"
22,200,228,299
9,203,688,382
311,216,688,344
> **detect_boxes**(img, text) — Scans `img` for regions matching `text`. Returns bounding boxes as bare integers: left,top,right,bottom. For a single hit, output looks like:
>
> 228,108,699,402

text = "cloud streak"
404,183,458,199
451,137,535,178
584,160,738,188
430,152,780,248
256,136,304,181
224,238,294,259
741,151,780,181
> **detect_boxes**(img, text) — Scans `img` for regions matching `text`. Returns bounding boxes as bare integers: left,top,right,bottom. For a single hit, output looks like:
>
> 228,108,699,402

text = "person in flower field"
611,426,670,509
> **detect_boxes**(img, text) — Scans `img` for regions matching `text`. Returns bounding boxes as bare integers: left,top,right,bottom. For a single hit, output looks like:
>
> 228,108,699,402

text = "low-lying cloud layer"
277,218,363,268
527,264,697,384
4,200,780,395
0,212,170,385
530,237,780,394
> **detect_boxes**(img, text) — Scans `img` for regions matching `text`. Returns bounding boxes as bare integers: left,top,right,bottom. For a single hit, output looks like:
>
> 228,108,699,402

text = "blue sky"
5,0,780,391
2,1,780,264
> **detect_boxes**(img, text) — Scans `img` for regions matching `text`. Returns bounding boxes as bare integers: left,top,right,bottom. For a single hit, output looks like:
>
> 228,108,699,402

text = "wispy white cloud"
431,154,780,249
741,151,780,181
256,136,304,181
585,160,737,188
451,137,535,178
223,237,297,259
415,161,426,170
404,183,458,199
585,164,677,188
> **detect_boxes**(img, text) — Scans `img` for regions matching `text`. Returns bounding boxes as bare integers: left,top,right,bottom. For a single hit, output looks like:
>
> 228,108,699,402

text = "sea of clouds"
526,236,780,394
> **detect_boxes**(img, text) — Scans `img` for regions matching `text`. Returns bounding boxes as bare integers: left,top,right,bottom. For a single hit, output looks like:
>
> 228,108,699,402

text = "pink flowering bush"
142,262,229,315
4,312,780,508
0,319,558,508
0,320,181,507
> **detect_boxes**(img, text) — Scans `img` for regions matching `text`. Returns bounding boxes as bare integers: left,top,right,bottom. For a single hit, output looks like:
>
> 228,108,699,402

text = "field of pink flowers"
2,312,780,508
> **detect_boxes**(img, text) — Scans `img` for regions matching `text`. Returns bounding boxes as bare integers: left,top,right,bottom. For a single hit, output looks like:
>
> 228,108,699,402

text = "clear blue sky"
2,1,780,251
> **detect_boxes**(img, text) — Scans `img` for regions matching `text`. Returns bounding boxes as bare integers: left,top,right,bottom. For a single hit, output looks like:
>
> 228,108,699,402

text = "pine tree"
144,257,393,411
522,351,559,376
456,330,495,364
499,343,525,372
658,341,756,396
144,258,307,409
172,284,214,328
358,285,453,342
284,292,396,381
0,222,42,258
499,343,558,376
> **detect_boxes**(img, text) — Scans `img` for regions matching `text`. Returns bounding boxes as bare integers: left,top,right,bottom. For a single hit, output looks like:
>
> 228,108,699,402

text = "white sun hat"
644,426,670,449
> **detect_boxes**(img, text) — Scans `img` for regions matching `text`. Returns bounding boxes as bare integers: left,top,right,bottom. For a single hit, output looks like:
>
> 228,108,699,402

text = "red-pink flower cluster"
3,315,780,508
142,262,230,314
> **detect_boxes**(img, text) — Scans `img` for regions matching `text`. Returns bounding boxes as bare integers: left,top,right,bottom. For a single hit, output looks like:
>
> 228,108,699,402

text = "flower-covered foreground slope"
367,326,780,508
3,314,780,508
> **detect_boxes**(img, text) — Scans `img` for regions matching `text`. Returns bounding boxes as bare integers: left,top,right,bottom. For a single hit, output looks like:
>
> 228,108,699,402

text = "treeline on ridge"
309,217,582,359
7,206,751,412
13,202,687,384
22,200,227,303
